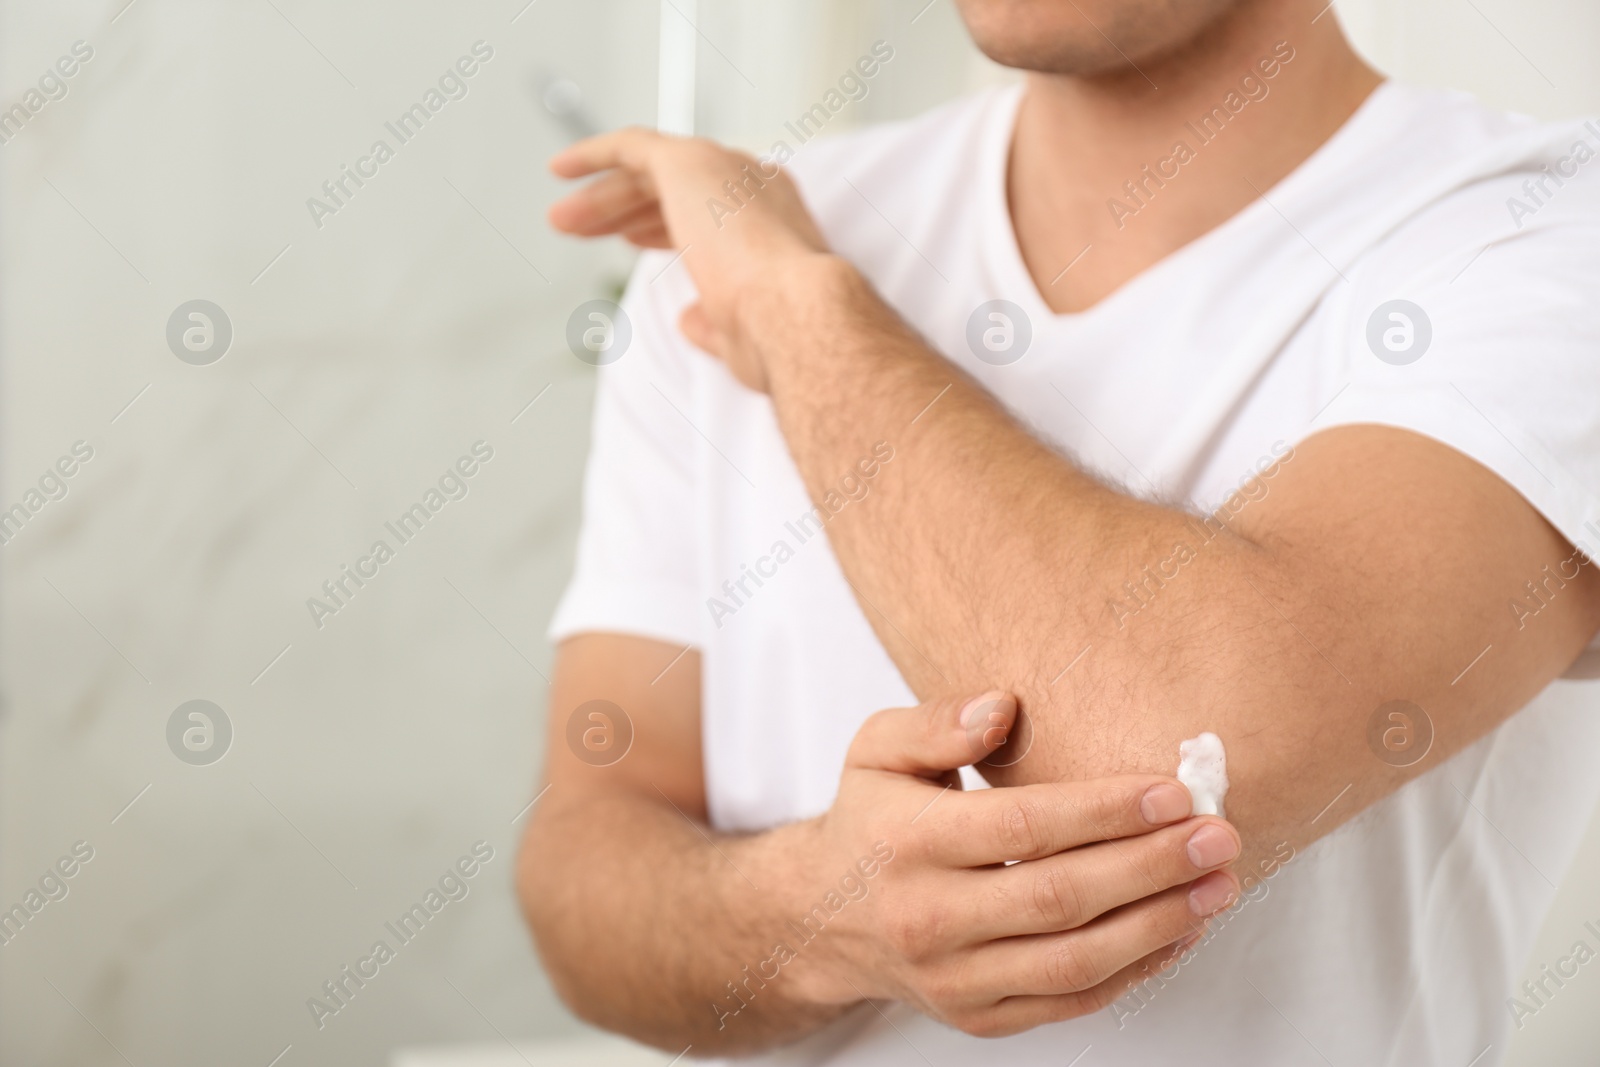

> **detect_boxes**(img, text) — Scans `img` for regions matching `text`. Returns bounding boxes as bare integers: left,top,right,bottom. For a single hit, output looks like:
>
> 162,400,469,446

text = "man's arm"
741,255,1600,872
517,633,847,1053
538,126,1600,1030
519,634,1249,1050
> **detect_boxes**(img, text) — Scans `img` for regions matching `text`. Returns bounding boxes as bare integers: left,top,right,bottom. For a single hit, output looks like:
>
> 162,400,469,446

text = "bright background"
1,1,1596,1064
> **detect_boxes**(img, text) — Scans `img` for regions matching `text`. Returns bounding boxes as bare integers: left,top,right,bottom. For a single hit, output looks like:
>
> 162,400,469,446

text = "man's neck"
1008,1,1382,313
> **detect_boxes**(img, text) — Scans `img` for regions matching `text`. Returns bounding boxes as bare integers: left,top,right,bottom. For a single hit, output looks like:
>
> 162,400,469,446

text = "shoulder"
1345,84,1600,290
1304,88,1600,571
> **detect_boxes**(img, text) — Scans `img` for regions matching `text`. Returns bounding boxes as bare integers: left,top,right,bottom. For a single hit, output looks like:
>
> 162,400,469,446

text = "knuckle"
883,911,918,954
619,125,661,148
1082,782,1133,834
1073,977,1123,1016
1041,938,1100,993
688,136,737,163
900,821,940,865
1124,835,1174,889
1146,893,1199,943
885,907,942,962
998,798,1047,857
620,167,652,193
911,967,962,1013
866,704,903,735
846,707,895,762
1028,864,1086,929
1110,782,1145,825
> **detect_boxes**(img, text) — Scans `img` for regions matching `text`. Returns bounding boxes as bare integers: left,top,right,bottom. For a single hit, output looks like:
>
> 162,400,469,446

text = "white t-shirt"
550,82,1600,1066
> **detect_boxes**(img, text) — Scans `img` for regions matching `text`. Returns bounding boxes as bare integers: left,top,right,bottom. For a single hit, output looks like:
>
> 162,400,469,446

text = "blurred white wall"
1,1,1596,1066
1338,0,1600,119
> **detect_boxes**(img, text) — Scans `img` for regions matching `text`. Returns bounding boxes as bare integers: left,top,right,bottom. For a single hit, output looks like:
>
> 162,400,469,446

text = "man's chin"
967,36,1131,78
955,0,1246,78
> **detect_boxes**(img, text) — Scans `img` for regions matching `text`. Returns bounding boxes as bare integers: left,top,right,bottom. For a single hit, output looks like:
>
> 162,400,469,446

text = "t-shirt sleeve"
1316,196,1600,673
547,254,706,650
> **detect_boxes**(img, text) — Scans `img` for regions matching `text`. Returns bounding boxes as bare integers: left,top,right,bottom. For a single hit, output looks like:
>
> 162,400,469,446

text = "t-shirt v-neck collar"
979,79,1401,329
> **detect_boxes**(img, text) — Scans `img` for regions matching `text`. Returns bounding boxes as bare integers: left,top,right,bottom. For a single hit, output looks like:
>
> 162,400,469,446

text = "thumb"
678,302,729,358
845,691,1016,778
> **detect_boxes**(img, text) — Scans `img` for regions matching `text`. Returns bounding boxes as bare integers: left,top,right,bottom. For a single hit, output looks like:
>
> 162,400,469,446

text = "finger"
965,815,1240,938
600,199,667,241
548,171,659,236
621,220,673,249
845,692,1016,777
926,775,1196,867
677,303,727,356
960,925,1209,1037
963,871,1238,1001
549,127,666,179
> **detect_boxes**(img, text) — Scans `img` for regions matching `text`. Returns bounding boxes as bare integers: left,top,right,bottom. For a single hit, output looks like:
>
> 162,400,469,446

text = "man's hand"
775,690,1242,1038
523,635,1243,1051
547,128,829,390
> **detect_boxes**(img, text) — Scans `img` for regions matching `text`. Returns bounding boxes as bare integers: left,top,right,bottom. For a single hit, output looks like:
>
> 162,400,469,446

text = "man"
519,0,1600,1063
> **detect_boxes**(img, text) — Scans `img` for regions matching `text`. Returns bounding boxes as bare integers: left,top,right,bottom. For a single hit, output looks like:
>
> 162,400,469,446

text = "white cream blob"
1177,732,1229,818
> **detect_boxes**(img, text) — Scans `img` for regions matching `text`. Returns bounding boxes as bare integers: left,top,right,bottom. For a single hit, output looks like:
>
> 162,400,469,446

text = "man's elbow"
515,808,589,1012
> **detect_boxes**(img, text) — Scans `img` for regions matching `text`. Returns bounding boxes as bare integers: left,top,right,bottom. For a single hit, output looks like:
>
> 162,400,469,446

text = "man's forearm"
750,255,1278,712
745,254,1600,868
519,791,848,1054
753,256,1218,691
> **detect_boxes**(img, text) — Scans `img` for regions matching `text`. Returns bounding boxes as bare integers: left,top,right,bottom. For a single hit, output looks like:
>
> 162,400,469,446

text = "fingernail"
1186,823,1240,868
1188,874,1238,917
1140,783,1191,825
960,691,1010,728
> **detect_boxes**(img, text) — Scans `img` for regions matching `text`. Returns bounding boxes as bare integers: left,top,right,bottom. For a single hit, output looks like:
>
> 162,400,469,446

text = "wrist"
733,253,870,389
740,814,873,1009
